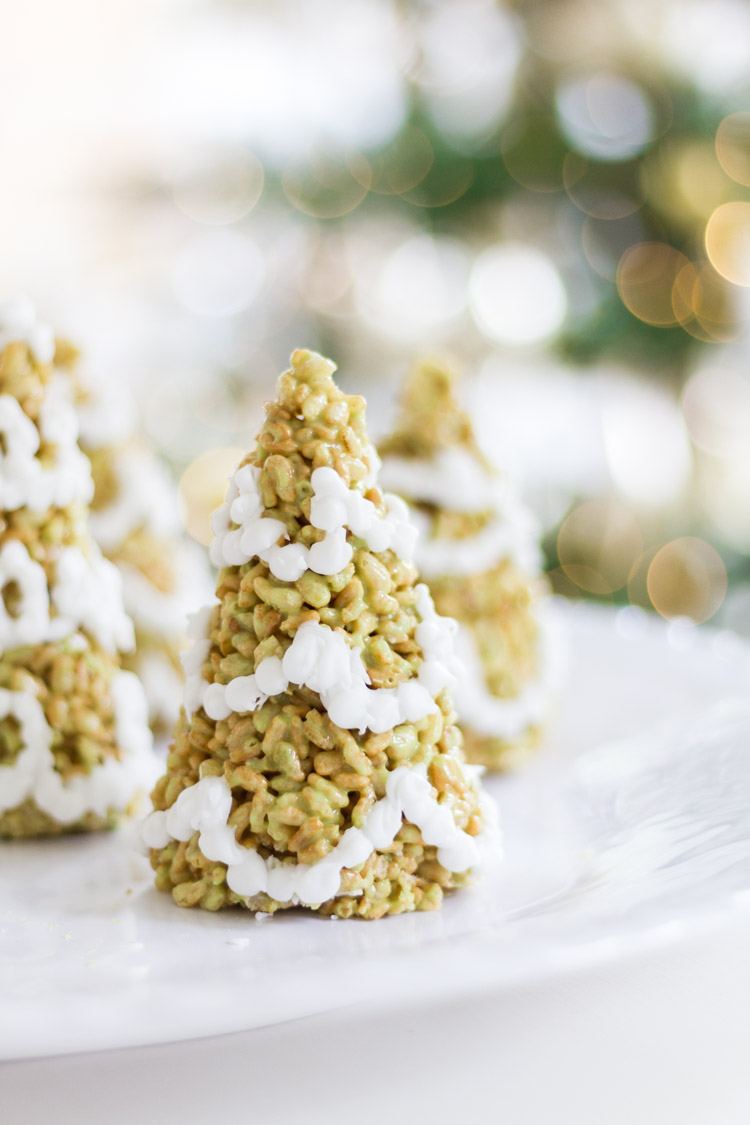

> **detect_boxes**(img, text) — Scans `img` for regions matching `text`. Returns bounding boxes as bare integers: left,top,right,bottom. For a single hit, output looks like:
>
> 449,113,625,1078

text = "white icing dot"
309,494,346,532
241,516,286,556
265,542,307,582
224,675,262,714
203,682,232,722
254,656,286,696
307,526,352,575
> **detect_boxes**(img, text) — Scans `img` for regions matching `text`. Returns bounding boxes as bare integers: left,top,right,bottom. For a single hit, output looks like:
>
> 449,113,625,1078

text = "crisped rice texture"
0,341,136,836
149,349,483,918
429,561,544,770
380,358,548,771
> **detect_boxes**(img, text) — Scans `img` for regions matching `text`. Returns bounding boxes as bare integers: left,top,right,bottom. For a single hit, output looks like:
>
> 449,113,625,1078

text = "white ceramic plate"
1,601,749,1061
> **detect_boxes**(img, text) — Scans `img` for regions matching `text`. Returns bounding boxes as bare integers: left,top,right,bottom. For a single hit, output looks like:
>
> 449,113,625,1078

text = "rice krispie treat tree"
55,340,212,733
379,359,556,771
0,300,155,837
143,349,486,919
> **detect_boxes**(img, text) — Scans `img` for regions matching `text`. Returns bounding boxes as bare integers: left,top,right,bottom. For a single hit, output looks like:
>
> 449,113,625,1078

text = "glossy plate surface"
1,602,749,1060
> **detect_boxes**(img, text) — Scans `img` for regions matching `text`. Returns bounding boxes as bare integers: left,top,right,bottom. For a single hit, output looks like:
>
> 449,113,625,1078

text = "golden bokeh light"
178,447,245,546
705,201,750,286
557,499,643,596
682,262,741,342
616,242,690,326
674,142,729,219
645,141,729,226
670,259,701,325
646,537,727,623
282,157,369,218
626,546,660,608
715,112,750,187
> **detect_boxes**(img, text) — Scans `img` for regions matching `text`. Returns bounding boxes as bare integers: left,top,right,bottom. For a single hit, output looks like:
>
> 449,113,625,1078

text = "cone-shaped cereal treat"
0,300,156,837
143,350,487,918
379,358,557,771
55,340,213,733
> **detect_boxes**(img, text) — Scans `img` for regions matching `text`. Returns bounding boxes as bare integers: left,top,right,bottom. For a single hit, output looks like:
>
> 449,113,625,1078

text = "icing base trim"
142,761,482,906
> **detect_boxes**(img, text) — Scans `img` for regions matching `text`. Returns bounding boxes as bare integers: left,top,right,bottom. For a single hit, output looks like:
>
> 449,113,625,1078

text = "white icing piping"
408,506,541,578
151,443,488,900
0,304,156,822
88,446,182,553
0,539,135,655
379,449,542,577
181,604,216,718
209,464,417,580
134,649,185,728
452,605,562,739
75,373,137,452
0,673,156,822
51,545,135,653
0,298,55,365
183,584,457,736
379,448,563,740
0,540,49,649
117,540,211,640
111,668,157,765
142,761,480,906
74,375,213,642
363,441,382,488
0,384,94,513
379,448,500,513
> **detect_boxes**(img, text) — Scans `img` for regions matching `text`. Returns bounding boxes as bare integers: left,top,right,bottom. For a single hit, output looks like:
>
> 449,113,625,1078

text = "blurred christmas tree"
155,0,750,373
96,0,750,625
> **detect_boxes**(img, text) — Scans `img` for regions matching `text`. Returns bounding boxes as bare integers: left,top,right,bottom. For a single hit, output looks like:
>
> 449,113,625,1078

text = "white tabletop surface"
4,915,750,1125
3,602,750,1123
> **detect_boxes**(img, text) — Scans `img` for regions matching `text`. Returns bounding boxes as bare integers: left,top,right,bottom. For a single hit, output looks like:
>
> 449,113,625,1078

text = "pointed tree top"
252,349,373,490
380,356,483,462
